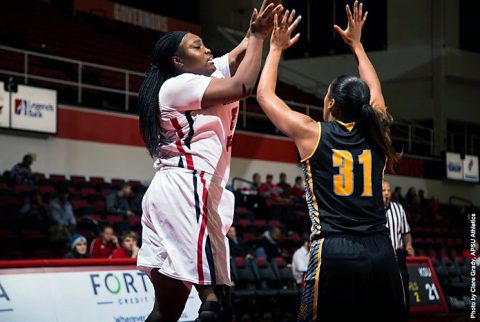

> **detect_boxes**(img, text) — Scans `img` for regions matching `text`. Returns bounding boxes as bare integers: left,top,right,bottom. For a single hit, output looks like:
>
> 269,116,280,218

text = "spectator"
48,187,76,243
10,153,35,185
292,176,305,199
251,173,262,193
18,190,48,229
259,174,280,199
111,231,139,259
105,183,134,216
64,234,89,259
391,186,405,205
277,172,292,198
405,187,417,207
90,225,119,258
429,196,441,219
227,226,253,260
256,226,283,259
292,234,310,286
130,185,146,216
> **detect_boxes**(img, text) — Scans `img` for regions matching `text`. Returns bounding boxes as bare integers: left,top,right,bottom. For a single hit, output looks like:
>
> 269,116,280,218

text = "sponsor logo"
0,282,14,313
447,162,462,172
14,98,54,118
468,159,474,172
89,272,153,306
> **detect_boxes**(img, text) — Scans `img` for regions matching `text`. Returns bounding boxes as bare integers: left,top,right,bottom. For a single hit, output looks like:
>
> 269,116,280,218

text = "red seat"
128,180,142,188
101,189,113,197
81,187,97,197
89,177,105,186
106,215,123,225
50,174,67,183
111,179,125,188
70,175,86,184
14,184,34,194
72,199,90,210
38,184,55,194
94,201,105,213
128,216,141,227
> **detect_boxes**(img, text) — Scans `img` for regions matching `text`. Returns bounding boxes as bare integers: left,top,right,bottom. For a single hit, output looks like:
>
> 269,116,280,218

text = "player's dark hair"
138,31,187,158
329,75,399,171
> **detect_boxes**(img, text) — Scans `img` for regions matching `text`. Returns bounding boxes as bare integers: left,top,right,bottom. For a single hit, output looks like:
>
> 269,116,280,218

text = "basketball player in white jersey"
136,1,283,321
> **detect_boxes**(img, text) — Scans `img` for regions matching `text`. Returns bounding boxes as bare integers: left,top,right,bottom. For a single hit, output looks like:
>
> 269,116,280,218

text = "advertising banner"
445,152,463,181
0,265,201,322
463,154,479,183
0,81,8,128
10,84,57,134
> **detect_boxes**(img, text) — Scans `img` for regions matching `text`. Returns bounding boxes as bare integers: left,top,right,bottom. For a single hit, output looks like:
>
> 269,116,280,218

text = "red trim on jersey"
171,117,195,170
197,171,209,284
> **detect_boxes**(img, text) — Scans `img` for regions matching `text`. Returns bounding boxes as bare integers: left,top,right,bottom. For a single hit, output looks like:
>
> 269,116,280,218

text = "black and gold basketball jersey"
301,120,388,237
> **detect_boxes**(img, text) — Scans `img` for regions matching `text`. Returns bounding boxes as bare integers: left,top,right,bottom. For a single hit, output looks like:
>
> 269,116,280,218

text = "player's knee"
194,300,233,322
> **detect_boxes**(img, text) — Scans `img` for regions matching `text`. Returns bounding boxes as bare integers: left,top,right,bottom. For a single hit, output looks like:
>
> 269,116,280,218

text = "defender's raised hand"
250,0,284,39
270,9,302,51
334,1,368,47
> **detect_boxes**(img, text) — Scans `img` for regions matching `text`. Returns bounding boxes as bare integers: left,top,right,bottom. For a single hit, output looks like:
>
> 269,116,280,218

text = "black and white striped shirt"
385,201,411,250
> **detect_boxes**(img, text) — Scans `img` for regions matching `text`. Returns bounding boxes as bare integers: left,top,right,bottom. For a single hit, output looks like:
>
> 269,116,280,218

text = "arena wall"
1,106,479,205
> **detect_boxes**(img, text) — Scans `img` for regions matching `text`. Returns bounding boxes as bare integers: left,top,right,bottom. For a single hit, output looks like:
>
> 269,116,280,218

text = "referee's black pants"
298,233,407,322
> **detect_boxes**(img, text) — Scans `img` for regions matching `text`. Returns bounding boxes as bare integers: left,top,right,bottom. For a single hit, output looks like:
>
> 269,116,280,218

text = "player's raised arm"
256,10,318,159
334,1,386,114
202,1,283,108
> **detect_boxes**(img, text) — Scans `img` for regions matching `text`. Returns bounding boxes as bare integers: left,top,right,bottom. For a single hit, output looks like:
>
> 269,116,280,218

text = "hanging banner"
10,85,57,134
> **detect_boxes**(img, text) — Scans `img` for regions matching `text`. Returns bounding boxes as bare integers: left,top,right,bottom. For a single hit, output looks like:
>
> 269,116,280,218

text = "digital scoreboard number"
407,257,448,314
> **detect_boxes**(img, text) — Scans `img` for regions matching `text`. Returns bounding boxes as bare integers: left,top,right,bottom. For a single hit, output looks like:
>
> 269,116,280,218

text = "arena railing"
4,44,478,157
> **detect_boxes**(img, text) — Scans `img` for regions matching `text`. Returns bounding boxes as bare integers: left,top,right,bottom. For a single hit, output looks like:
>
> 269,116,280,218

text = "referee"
383,180,415,314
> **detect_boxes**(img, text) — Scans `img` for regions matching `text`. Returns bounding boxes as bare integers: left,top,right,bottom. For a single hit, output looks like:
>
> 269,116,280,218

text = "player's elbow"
256,88,272,106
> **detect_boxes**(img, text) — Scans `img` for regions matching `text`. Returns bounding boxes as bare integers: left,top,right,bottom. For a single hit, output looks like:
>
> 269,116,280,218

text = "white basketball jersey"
154,54,239,187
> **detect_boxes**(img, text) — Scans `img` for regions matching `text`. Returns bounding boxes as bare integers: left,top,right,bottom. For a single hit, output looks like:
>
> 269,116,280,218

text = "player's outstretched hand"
270,9,302,51
250,0,284,39
334,0,367,47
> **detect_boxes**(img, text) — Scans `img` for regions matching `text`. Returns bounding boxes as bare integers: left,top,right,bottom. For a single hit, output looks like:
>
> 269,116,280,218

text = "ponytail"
137,31,187,158
358,104,400,172
138,68,163,158
329,75,400,172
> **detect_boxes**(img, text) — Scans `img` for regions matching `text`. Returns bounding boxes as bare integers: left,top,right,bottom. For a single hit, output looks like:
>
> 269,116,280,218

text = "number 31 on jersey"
332,149,372,197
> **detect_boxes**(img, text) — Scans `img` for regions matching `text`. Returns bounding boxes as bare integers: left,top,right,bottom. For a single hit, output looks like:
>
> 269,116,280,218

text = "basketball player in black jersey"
257,2,406,322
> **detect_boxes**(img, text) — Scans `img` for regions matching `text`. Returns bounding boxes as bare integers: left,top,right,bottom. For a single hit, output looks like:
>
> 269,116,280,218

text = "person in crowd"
259,174,281,199
105,183,134,216
256,226,283,259
256,2,406,321
291,176,305,199
130,185,147,216
64,234,89,259
10,153,35,185
227,226,253,260
405,187,417,207
277,172,293,199
383,180,414,315
291,234,310,287
251,173,262,194
18,190,49,229
392,186,405,204
111,231,140,259
90,225,119,258
48,187,76,243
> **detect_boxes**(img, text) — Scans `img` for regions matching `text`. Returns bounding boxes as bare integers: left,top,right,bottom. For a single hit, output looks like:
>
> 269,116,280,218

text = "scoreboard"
407,256,448,314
